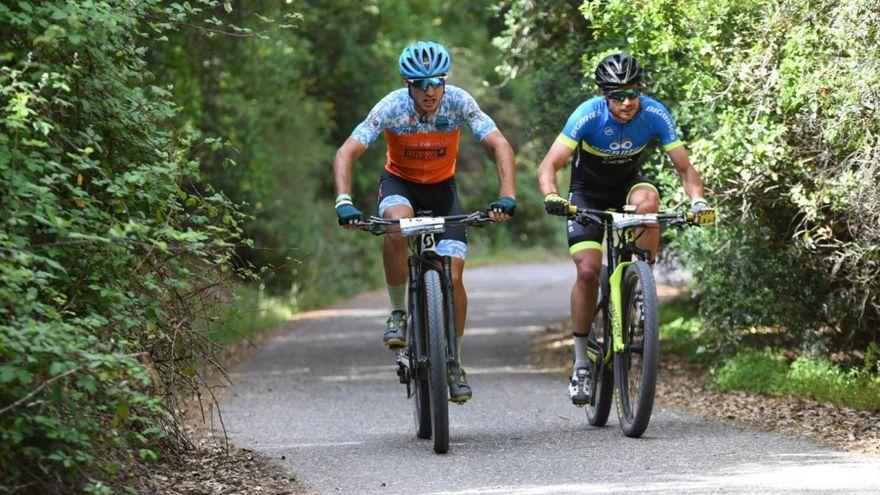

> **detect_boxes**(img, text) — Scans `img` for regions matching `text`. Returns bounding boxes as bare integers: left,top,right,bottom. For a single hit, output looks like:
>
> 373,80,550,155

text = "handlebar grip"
567,204,579,215
685,211,695,223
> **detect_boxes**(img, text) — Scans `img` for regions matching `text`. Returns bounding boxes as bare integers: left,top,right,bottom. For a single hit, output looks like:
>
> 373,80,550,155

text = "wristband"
691,197,708,207
335,193,353,208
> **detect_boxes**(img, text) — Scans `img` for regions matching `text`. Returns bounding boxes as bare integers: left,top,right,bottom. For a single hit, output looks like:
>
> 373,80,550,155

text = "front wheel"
613,261,659,438
424,269,449,454
586,266,614,426
410,312,431,438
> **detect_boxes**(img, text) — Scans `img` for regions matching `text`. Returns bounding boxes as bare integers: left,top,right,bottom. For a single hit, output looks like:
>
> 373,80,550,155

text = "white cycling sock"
573,333,589,369
387,283,406,312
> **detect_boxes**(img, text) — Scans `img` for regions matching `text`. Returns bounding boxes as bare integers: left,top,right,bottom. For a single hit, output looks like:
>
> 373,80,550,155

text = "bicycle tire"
587,266,614,426
613,261,659,438
410,312,432,439
424,269,449,453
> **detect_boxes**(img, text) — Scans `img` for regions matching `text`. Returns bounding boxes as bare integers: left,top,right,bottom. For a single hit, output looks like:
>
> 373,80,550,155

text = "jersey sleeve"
457,89,498,141
349,95,393,147
645,100,683,151
557,100,599,150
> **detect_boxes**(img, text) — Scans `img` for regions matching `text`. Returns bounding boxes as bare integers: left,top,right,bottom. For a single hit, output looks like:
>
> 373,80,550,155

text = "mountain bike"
565,205,694,437
357,211,493,454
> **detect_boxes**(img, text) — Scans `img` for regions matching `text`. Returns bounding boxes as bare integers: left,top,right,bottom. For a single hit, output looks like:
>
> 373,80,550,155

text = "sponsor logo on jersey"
604,126,614,136
570,110,601,138
405,147,447,160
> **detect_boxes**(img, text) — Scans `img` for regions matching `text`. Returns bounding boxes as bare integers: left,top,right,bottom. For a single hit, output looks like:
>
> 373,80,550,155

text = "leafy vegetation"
0,1,250,491
495,0,880,352
713,348,880,411
3,0,879,490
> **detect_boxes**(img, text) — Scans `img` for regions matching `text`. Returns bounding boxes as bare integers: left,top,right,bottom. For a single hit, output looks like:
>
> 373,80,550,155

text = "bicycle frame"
572,208,688,360
358,212,492,394
406,229,459,388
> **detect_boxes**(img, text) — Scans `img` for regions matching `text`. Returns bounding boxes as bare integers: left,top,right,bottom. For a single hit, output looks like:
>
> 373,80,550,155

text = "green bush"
713,349,789,395
1,1,245,490
713,349,880,411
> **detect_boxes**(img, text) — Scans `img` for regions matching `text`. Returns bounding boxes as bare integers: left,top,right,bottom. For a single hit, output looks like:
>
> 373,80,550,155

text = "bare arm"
667,146,705,200
480,130,516,199
537,140,575,196
333,138,368,196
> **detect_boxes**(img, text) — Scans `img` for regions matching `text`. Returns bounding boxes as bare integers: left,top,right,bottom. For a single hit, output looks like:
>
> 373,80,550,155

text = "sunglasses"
407,76,447,90
606,88,642,101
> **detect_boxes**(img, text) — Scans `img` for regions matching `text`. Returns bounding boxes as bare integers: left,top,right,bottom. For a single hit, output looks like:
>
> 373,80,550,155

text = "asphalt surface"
223,261,880,495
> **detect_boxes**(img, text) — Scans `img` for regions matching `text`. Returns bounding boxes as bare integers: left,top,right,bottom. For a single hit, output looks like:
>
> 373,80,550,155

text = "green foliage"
497,0,880,349
659,298,711,359
712,348,791,395
153,1,561,305
1,1,246,490
713,349,880,411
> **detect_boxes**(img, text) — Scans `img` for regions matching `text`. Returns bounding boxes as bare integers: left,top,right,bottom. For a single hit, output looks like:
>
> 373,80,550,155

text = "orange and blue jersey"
556,96,683,190
350,85,498,184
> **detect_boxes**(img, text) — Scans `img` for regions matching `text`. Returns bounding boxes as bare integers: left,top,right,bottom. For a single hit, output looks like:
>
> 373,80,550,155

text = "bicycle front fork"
441,255,459,365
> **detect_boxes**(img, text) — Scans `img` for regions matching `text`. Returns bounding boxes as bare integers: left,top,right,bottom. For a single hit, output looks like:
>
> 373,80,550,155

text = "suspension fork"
407,254,425,370
441,254,458,364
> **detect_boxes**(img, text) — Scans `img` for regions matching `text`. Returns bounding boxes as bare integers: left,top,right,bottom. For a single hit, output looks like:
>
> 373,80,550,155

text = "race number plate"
399,217,446,236
611,212,658,229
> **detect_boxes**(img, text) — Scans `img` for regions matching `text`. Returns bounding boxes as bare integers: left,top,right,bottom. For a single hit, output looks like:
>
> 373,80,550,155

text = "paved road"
223,262,880,494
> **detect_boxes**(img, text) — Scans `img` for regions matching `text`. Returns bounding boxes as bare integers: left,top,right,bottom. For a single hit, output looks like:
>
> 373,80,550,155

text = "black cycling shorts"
377,169,467,259
567,175,661,254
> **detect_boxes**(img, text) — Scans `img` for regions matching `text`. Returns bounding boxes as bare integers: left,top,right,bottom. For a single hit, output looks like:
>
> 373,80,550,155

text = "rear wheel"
613,261,659,438
586,267,614,426
424,270,449,454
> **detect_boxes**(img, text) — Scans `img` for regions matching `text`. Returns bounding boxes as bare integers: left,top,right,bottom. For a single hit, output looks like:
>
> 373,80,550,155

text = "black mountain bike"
357,211,493,454
564,205,694,437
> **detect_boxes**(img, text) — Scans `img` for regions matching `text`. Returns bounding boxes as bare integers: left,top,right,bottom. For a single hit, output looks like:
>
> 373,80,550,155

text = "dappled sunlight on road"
430,453,880,494
290,308,389,321
466,325,545,336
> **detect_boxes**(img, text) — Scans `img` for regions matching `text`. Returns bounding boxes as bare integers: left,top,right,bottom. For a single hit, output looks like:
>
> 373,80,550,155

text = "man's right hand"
335,194,364,226
544,193,569,216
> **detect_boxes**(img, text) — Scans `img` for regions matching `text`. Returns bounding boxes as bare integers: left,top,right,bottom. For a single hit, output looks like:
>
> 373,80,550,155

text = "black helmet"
594,53,644,90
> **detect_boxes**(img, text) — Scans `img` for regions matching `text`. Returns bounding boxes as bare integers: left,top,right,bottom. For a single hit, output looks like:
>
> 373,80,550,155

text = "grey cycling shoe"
569,367,590,406
448,362,472,404
383,310,407,349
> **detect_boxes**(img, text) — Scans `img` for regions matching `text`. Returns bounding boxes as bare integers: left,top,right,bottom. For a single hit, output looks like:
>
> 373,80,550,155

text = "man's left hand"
689,199,716,225
488,196,516,222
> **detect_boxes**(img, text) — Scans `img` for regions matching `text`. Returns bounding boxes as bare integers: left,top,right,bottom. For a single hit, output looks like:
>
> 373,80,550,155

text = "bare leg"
451,257,466,337
628,186,661,261
570,248,604,334
382,204,414,286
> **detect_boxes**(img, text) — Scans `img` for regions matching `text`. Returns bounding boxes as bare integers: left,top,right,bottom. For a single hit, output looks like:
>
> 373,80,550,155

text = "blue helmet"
398,41,451,79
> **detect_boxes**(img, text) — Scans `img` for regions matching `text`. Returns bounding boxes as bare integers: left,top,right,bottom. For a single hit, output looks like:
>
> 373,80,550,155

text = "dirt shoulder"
139,323,312,494
530,311,880,457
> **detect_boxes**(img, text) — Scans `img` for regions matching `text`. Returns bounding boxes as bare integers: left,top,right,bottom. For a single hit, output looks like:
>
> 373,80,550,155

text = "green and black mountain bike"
357,211,493,454
565,205,696,438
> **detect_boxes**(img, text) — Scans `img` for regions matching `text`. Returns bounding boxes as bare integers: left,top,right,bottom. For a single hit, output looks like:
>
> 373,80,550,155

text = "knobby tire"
587,266,614,426
613,261,659,438
410,310,432,439
424,269,449,453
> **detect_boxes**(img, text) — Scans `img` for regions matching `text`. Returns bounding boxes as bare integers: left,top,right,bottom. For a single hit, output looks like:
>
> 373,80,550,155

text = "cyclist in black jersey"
537,54,715,405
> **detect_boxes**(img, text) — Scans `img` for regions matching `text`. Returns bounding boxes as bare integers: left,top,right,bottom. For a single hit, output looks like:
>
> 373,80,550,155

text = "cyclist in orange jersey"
332,41,516,402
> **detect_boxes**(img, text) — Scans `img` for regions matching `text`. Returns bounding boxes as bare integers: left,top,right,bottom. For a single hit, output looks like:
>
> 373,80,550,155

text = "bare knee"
574,258,601,289
629,188,660,213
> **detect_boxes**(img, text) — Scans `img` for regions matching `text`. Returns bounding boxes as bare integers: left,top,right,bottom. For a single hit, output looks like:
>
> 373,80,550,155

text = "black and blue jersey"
556,96,682,191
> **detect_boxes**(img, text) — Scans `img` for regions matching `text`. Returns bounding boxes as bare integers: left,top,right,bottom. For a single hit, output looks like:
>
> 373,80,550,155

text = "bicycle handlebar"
354,211,495,236
564,205,693,228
